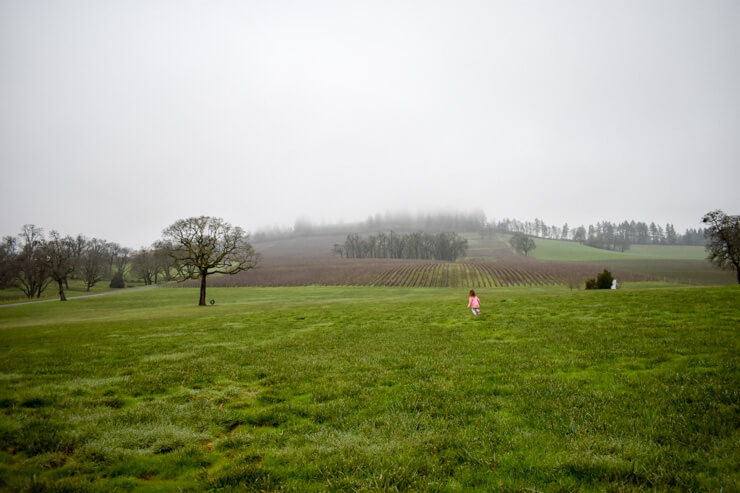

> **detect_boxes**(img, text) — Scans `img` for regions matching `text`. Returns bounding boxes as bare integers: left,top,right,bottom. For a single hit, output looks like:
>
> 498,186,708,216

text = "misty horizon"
2,1,738,247
0,207,714,250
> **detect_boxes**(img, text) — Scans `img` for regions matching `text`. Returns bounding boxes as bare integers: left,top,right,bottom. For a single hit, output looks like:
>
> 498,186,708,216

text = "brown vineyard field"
208,258,648,288
197,234,733,288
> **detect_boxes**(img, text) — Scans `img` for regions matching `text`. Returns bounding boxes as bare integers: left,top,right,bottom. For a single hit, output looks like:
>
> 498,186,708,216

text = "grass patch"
0,285,738,490
0,279,150,305
529,238,708,262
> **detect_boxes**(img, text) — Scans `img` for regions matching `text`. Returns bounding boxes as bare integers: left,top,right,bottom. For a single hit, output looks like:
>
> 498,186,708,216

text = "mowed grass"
0,280,148,305
0,286,738,491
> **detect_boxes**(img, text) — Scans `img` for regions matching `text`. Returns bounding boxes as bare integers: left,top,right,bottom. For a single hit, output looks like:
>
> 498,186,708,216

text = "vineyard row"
371,263,565,288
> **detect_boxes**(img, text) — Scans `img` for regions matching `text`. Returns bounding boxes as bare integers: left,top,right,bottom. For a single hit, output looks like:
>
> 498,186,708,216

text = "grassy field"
1,285,738,491
0,280,147,306
527,238,707,262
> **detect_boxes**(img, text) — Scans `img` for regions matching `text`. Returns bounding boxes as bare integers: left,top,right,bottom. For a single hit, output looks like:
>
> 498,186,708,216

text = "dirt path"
0,284,166,308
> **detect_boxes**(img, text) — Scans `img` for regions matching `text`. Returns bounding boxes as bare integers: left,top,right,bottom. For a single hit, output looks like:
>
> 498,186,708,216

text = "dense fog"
1,1,738,246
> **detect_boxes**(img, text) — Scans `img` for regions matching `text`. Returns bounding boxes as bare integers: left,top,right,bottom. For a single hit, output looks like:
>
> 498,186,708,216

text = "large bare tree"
15,225,51,299
131,248,158,285
703,210,740,284
105,243,131,288
0,236,19,289
158,217,259,305
80,238,108,291
44,231,77,301
153,247,175,282
68,234,87,288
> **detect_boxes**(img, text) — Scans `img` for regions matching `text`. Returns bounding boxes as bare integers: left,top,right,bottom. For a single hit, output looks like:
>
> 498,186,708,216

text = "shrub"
585,269,614,290
596,269,614,289
110,272,125,289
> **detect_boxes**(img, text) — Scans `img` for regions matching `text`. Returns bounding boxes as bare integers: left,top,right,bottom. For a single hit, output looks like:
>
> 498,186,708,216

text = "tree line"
501,210,740,284
253,211,706,253
0,225,176,300
253,211,487,242
484,218,706,251
332,232,468,261
1,217,260,305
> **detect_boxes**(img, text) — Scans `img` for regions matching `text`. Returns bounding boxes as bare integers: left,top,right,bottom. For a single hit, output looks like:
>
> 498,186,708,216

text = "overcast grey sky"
1,0,738,247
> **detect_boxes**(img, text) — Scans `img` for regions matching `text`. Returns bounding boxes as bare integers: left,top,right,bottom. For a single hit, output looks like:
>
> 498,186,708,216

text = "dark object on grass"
585,269,614,290
210,299,215,305
109,271,125,289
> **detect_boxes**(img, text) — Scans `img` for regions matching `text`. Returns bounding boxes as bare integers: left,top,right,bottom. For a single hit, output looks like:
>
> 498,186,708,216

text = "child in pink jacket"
467,289,481,316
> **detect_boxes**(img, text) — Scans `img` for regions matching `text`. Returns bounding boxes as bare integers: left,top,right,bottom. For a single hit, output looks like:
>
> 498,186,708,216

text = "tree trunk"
58,280,67,301
199,273,207,306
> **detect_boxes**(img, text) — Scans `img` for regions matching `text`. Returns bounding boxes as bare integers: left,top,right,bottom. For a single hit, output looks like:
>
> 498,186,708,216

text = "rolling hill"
207,233,736,288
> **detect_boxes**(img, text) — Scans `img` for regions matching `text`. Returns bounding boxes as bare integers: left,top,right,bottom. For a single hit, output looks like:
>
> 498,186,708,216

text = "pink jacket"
468,296,480,308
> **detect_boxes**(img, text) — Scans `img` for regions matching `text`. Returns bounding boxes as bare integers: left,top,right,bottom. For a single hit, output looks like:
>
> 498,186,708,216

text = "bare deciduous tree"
131,248,158,285
104,243,126,277
15,225,51,299
158,216,259,305
80,238,108,291
44,231,77,301
153,247,175,282
69,234,87,287
105,243,131,288
0,236,19,289
703,210,740,284
113,245,131,277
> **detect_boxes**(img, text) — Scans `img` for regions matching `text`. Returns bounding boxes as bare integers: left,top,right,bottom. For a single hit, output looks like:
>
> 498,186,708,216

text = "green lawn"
0,285,738,491
0,280,148,305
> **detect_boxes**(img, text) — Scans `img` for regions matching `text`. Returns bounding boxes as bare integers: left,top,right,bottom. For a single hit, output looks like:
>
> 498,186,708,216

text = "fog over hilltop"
1,1,738,247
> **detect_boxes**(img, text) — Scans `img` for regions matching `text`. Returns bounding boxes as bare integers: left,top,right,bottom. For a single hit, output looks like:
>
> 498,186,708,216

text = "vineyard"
200,234,734,288
208,258,648,288
370,261,621,287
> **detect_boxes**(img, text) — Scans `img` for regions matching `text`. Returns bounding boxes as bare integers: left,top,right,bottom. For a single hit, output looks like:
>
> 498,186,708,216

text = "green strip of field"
530,237,707,261
1,286,738,491
0,280,149,305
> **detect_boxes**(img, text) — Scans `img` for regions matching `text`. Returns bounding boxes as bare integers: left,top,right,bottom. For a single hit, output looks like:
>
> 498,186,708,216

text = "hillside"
470,235,733,286
252,234,346,259
232,233,736,287
528,237,707,262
